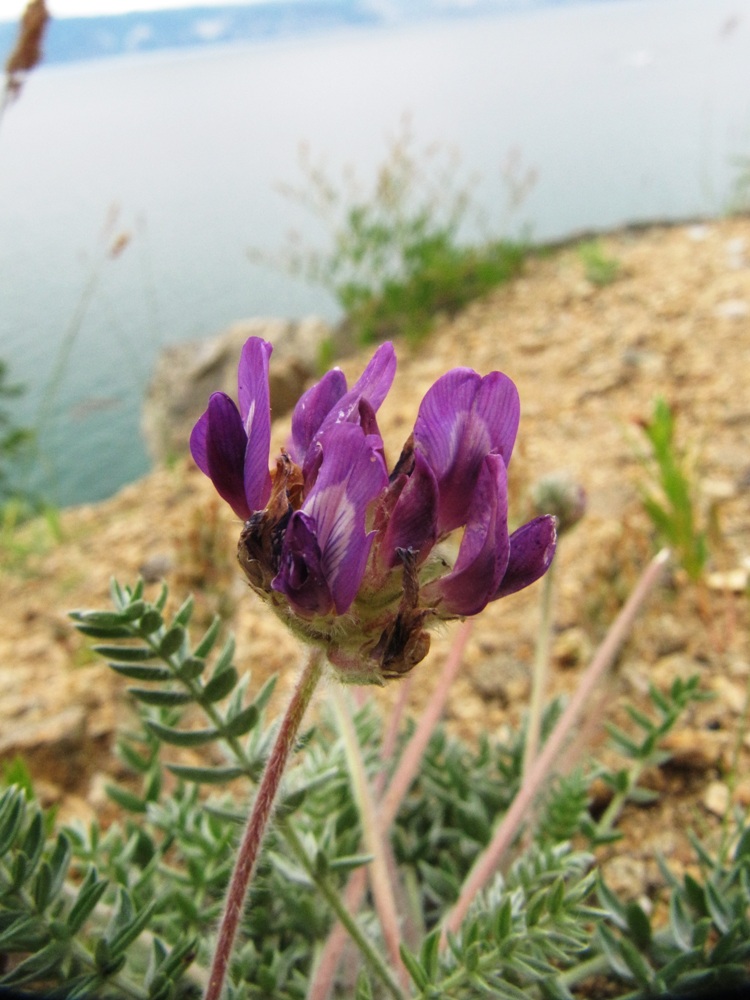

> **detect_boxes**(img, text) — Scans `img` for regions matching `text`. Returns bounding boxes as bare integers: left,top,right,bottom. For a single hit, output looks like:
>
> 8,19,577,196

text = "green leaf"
94,644,156,662
683,873,707,916
47,831,72,901
167,764,245,785
94,937,126,976
146,720,220,748
628,786,660,805
73,624,134,639
172,595,194,628
178,656,206,681
33,860,52,911
605,723,641,758
223,704,259,737
20,809,44,878
253,674,278,713
597,876,628,930
328,853,372,874
71,610,127,629
0,788,25,855
203,667,238,703
154,583,168,612
354,970,374,1000
547,876,566,915
625,900,652,949
159,626,186,658
419,927,441,982
670,892,694,952
1,939,67,985
618,935,654,988
128,687,193,707
625,704,656,732
0,915,39,950
705,880,731,934
109,899,158,957
708,924,742,965
106,784,147,813
596,924,634,981
649,685,670,714
212,635,236,675
67,867,109,934
266,851,314,888
117,740,153,774
400,944,430,990
526,887,548,926
61,975,102,1000
734,827,750,862
122,599,147,621
139,610,164,635
691,917,712,949
109,663,172,682
493,897,513,940
194,616,221,658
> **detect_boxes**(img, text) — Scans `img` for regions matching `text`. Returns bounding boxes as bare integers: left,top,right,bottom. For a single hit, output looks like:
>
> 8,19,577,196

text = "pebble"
710,675,748,715
702,780,730,818
552,627,592,668
714,298,749,319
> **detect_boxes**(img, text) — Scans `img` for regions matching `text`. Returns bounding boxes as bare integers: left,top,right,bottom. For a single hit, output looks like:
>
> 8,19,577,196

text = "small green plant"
0,360,35,508
639,397,708,580
578,239,621,286
728,151,750,214
255,121,529,345
0,498,62,575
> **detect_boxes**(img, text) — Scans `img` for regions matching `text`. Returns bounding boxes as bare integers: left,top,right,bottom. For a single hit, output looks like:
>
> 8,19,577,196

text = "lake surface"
1,0,749,506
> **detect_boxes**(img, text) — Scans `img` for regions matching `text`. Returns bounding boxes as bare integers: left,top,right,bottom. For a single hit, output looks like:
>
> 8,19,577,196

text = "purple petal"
189,410,210,476
473,371,521,465
414,368,520,535
272,510,334,617
346,341,397,413
304,422,389,613
289,367,347,464
237,338,273,427
494,515,557,600
424,453,510,617
198,392,252,520
380,450,438,568
237,338,273,511
313,342,397,444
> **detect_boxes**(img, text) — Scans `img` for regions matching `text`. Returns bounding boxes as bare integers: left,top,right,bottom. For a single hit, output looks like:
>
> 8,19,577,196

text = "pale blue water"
0,0,749,506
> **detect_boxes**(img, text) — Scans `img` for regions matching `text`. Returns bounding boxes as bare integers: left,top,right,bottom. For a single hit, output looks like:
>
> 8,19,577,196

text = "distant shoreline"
0,0,628,67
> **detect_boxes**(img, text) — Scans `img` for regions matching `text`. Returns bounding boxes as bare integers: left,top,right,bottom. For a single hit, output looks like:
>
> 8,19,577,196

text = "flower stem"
441,549,670,944
307,619,473,1000
522,560,555,778
332,687,410,995
205,649,324,1000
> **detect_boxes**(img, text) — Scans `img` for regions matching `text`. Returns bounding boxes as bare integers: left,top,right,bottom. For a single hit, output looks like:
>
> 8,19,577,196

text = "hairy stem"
204,649,324,1000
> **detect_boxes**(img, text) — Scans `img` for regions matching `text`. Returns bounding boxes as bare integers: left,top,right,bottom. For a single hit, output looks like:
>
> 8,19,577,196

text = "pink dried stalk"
307,619,474,1000
441,549,670,943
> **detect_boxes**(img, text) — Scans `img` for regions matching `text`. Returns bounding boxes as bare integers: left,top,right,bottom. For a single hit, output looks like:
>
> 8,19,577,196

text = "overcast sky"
3,0,282,20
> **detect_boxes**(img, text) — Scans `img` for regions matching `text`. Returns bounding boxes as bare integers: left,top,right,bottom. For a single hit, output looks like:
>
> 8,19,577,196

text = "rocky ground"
1,217,749,945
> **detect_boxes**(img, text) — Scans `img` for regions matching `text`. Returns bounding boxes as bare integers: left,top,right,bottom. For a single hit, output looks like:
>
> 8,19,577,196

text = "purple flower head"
191,337,556,685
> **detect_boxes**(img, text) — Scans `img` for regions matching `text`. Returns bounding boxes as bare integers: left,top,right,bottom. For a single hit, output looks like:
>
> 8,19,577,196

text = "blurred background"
1,0,749,507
